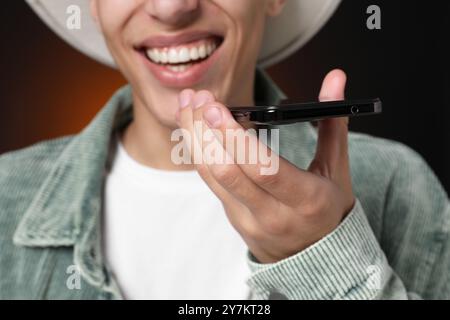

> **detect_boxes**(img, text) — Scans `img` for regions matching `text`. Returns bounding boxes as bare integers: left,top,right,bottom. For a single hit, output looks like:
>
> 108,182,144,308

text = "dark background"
1,0,449,192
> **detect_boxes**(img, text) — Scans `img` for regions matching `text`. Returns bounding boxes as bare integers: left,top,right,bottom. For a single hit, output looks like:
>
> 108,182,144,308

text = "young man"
0,0,448,299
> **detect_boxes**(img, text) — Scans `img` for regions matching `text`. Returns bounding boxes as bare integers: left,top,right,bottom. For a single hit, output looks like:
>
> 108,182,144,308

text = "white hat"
26,0,340,68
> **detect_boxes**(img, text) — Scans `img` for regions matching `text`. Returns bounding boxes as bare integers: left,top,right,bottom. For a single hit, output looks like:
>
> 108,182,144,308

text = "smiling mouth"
139,36,223,73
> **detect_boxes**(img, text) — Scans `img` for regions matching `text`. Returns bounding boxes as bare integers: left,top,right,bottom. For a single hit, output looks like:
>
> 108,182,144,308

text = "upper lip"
137,30,223,49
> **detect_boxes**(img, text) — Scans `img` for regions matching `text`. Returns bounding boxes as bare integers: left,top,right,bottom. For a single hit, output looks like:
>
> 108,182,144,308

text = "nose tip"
145,0,200,25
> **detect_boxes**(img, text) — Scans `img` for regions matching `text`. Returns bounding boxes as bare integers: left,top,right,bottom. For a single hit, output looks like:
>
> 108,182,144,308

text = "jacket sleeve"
246,147,450,300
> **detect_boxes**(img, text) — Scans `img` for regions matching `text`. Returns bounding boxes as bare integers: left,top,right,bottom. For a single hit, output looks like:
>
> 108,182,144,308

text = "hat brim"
26,0,340,68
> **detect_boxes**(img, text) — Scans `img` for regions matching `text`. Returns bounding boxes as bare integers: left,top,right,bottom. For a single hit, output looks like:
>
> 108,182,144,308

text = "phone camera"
351,106,359,115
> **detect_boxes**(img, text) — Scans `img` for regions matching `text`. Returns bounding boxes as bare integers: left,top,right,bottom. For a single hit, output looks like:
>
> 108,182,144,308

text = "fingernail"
179,90,193,109
203,106,222,128
194,92,213,109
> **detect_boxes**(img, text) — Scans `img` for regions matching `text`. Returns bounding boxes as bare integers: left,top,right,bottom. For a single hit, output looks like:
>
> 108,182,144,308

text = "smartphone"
229,98,382,125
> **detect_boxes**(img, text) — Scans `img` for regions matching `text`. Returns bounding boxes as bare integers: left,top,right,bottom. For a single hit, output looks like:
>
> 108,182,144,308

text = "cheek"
213,0,264,19
215,0,266,55
96,0,137,37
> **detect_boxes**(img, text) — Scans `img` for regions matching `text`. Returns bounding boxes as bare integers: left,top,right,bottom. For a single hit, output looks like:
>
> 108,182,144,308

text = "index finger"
202,101,320,206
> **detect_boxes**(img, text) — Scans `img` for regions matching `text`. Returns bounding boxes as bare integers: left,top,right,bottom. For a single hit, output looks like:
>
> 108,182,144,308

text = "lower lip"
138,43,222,88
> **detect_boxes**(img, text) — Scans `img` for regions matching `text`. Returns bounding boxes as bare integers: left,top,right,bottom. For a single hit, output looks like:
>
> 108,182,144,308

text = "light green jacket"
0,69,449,299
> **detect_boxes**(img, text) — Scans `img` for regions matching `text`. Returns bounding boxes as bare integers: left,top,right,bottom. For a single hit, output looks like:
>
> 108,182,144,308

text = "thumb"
319,69,346,102
310,69,350,184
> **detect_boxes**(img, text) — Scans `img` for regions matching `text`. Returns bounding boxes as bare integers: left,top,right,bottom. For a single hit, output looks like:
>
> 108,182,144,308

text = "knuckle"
300,201,319,217
211,165,240,188
262,219,290,236
253,172,279,188
301,183,332,216
240,220,263,241
196,164,210,179
259,210,291,236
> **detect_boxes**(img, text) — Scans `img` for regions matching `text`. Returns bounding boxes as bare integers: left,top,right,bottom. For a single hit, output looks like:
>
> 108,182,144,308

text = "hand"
176,69,355,263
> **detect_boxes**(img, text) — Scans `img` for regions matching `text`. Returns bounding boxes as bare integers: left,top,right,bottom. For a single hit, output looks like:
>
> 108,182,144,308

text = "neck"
121,107,187,171
122,77,255,172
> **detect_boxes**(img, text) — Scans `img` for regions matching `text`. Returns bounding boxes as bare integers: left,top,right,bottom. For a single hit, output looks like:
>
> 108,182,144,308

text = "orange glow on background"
1,1,448,191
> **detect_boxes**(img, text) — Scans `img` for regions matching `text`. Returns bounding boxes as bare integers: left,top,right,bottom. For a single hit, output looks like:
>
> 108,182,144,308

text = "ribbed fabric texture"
247,200,390,299
0,69,449,299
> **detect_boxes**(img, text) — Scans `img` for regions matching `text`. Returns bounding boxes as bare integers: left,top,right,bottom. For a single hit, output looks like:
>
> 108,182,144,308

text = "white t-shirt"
103,142,251,300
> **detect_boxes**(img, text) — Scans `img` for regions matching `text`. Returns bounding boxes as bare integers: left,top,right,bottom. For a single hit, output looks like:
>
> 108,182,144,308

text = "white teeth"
206,44,213,56
167,65,179,72
145,39,219,65
190,47,199,61
147,49,159,63
178,47,190,63
168,48,179,64
198,45,207,59
160,51,168,64
167,63,192,73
